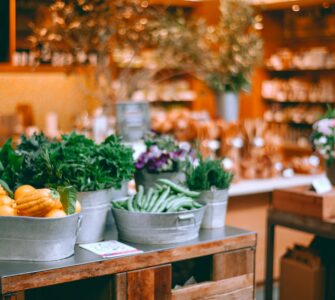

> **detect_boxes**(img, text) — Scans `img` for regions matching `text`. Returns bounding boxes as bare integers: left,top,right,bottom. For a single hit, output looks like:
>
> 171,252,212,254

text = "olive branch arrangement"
29,0,263,106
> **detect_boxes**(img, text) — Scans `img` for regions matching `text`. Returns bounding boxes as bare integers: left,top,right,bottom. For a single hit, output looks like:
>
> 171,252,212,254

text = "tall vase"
116,101,150,142
326,163,335,186
215,91,240,122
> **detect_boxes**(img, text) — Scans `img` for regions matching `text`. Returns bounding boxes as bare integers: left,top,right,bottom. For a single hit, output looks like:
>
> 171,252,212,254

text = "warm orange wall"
0,72,91,131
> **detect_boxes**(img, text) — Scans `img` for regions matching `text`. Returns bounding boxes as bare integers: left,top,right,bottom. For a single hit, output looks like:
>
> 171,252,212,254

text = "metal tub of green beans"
111,179,205,244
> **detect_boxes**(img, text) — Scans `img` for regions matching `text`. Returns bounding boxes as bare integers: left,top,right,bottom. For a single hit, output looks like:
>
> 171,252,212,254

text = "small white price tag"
312,177,333,194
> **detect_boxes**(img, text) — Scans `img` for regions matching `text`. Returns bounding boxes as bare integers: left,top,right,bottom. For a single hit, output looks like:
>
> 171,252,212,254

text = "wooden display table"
0,226,256,300
265,209,335,300
227,174,325,283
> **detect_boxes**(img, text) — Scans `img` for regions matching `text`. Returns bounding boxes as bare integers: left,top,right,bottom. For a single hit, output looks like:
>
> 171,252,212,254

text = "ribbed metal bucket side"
76,189,112,244
112,207,205,244
135,171,185,191
107,183,129,226
0,213,81,261
197,189,228,229
110,182,128,200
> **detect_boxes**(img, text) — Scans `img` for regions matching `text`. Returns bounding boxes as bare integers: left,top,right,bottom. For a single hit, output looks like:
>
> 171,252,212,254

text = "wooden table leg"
0,293,21,300
265,215,275,300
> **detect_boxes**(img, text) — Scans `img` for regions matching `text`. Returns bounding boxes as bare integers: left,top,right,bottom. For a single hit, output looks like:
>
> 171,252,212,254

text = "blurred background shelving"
257,1,335,153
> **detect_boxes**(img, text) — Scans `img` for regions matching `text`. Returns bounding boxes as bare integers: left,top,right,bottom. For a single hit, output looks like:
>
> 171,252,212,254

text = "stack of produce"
0,183,81,217
112,179,202,213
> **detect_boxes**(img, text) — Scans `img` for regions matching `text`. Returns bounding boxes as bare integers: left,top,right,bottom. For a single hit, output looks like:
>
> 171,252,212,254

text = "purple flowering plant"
136,132,193,173
311,107,335,165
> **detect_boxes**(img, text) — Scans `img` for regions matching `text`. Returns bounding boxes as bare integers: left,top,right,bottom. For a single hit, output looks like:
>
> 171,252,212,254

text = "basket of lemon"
0,184,82,261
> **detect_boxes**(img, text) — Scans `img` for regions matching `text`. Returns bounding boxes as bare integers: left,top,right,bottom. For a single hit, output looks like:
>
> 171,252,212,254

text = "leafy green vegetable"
0,139,25,190
0,132,135,193
185,155,233,191
52,133,135,191
57,186,77,215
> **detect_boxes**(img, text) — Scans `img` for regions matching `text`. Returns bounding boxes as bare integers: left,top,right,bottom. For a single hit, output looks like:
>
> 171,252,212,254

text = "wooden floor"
226,192,313,283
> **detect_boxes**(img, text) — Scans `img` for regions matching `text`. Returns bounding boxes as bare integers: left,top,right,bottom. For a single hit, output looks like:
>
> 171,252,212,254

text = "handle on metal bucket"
75,215,83,238
176,213,196,229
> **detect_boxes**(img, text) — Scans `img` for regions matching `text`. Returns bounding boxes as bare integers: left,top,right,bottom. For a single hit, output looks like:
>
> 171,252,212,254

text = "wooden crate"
273,186,335,222
112,248,255,300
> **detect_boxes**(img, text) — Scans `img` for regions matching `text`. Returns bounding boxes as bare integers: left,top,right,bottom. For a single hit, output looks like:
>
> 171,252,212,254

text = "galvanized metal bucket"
112,206,205,244
197,189,228,229
110,182,128,200
76,189,112,244
135,170,185,191
0,213,82,261
107,183,129,226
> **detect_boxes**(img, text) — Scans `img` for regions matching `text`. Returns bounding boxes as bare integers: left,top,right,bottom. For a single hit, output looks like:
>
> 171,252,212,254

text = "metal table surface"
0,225,256,295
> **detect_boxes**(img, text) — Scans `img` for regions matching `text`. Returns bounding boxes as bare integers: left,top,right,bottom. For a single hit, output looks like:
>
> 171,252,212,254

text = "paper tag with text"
312,177,333,194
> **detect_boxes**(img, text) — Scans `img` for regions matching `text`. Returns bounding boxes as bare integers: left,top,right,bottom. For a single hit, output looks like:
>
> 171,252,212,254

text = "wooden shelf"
0,65,67,73
149,99,194,104
264,98,335,105
267,120,314,127
253,0,334,11
266,68,335,73
282,142,312,152
0,64,94,73
282,35,335,43
148,0,197,7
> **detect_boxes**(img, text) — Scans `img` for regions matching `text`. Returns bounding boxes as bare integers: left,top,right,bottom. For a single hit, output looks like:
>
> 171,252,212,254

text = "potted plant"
0,135,82,261
1,132,135,243
203,0,263,121
185,155,234,228
153,0,262,122
135,132,193,191
53,133,135,243
111,179,205,244
312,108,335,185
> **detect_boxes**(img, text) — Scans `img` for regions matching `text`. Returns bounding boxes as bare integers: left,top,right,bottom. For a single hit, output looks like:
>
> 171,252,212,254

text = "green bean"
167,199,194,212
166,196,192,210
157,179,200,198
192,202,203,209
136,185,144,208
127,196,135,212
151,187,171,212
147,191,159,212
143,188,154,211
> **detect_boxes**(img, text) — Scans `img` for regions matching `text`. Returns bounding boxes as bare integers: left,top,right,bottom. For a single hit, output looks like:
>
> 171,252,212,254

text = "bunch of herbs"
0,132,135,192
185,155,233,191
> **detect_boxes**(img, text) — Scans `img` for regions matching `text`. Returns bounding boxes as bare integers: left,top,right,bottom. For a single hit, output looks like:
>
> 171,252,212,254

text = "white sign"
80,240,142,258
312,177,333,194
